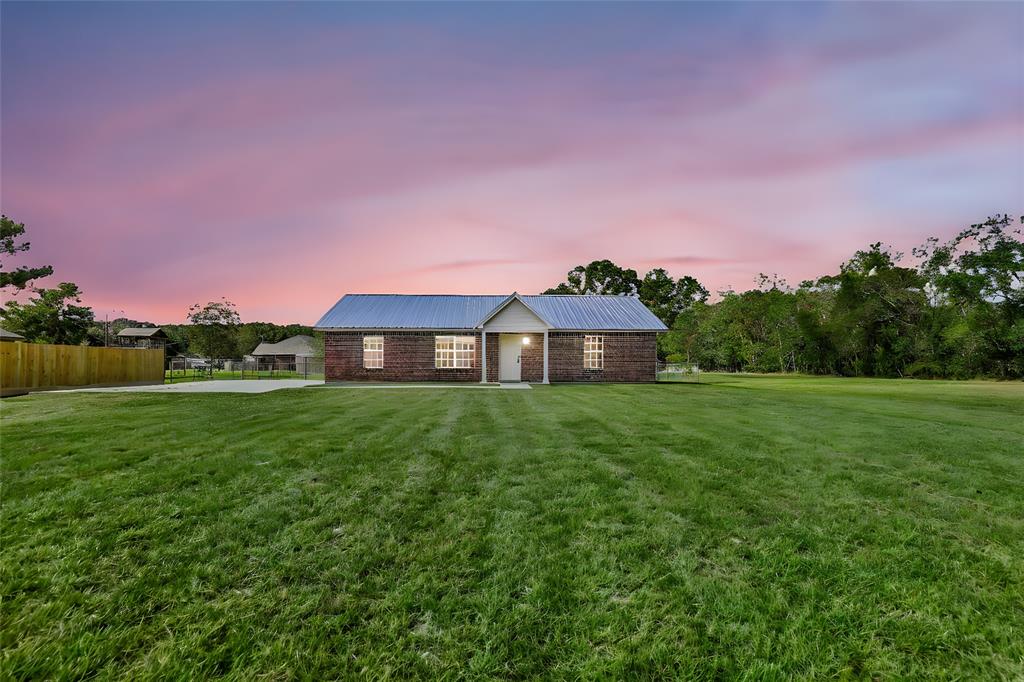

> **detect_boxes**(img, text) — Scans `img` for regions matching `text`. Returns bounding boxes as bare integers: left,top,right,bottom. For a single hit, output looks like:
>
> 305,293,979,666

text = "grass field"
2,375,1022,678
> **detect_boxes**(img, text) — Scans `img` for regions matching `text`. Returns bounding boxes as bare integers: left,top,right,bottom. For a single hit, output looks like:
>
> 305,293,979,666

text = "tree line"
0,216,312,357
4,213,1021,377
161,300,316,359
543,215,1023,378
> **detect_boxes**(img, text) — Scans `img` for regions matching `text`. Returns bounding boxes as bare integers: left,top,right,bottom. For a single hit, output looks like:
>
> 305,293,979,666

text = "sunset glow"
2,2,1021,323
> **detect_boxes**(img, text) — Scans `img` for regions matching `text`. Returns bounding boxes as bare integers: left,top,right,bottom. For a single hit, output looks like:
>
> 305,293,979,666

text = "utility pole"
104,309,125,348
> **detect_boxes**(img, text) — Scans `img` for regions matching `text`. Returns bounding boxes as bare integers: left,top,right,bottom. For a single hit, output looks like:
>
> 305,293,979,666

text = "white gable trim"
475,292,552,329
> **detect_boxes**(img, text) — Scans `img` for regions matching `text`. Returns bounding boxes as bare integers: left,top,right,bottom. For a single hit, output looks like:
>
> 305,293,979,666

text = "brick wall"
325,331,483,382
520,333,545,383
324,330,658,383
548,332,658,383
486,335,499,383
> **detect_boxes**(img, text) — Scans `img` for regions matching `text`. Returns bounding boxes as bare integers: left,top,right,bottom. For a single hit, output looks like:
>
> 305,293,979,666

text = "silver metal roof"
315,294,667,331
250,335,317,357
523,295,667,331
117,327,167,337
0,327,25,340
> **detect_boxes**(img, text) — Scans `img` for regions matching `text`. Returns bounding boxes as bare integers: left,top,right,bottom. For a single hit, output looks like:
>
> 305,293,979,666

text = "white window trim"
583,334,603,370
363,335,384,369
435,335,475,369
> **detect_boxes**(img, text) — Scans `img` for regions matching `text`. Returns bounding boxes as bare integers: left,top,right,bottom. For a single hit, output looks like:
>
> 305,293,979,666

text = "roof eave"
315,326,667,332
552,328,668,333
314,326,478,332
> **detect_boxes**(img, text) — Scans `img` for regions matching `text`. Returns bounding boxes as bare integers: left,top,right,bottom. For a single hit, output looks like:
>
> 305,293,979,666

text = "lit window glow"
435,335,475,369
583,335,603,370
363,336,383,369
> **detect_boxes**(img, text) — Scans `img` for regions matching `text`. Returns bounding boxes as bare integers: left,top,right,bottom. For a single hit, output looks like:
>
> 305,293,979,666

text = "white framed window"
583,335,603,370
363,336,383,369
435,335,475,369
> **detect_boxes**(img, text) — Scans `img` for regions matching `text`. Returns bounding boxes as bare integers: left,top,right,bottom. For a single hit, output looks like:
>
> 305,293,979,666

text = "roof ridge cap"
345,293,507,297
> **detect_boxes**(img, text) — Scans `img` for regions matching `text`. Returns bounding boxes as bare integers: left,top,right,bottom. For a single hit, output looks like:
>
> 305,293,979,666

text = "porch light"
522,337,530,344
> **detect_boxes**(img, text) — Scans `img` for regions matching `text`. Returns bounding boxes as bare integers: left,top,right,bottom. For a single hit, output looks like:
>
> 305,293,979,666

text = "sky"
2,2,1022,325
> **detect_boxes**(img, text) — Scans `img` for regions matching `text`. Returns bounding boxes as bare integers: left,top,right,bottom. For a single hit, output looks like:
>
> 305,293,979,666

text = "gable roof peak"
475,293,551,329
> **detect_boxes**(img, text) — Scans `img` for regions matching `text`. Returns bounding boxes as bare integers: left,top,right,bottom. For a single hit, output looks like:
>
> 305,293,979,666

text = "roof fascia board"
314,326,666,332
473,292,518,328
474,292,553,329
313,327,480,332
548,328,668,333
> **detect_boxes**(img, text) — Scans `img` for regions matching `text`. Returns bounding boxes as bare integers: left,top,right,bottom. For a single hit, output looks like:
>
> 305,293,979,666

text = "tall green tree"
793,284,838,375
640,269,709,328
186,299,241,360
917,215,1023,308
546,260,707,330
816,243,929,377
662,280,803,373
156,325,192,356
553,217,1022,378
236,322,279,356
0,215,53,291
0,282,94,344
915,214,1024,376
638,268,675,320
544,260,640,296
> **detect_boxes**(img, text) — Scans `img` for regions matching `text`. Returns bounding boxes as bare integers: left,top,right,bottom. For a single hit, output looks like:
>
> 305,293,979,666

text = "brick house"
314,293,667,383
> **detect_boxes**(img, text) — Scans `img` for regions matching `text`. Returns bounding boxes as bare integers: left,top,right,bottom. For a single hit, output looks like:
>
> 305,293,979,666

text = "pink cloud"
2,4,1019,323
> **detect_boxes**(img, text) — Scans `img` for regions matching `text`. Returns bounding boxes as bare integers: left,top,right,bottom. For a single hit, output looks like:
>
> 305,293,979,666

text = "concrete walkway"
65,379,323,394
61,380,534,394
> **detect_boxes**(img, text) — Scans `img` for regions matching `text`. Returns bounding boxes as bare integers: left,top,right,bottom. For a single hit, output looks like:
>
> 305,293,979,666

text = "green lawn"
2,376,1022,679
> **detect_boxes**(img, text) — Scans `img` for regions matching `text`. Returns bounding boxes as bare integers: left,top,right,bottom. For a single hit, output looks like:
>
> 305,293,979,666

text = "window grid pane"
436,335,475,369
583,335,603,370
363,336,384,369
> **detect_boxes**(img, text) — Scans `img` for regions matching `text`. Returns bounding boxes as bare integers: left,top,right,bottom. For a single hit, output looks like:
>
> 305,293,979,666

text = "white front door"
499,334,522,382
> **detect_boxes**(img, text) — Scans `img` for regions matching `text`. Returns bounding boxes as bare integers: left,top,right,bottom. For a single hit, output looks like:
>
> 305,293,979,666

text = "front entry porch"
480,330,549,384
478,294,551,384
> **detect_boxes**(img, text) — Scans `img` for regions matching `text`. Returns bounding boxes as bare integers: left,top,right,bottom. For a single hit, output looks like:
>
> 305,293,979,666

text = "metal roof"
315,294,667,331
523,295,667,331
0,327,25,340
250,335,317,357
117,327,167,338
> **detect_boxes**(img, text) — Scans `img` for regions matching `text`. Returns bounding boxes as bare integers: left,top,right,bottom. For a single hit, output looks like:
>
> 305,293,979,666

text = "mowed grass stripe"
2,376,1022,678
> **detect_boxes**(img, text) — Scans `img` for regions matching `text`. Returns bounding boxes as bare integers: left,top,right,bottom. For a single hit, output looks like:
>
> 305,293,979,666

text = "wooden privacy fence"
0,342,164,395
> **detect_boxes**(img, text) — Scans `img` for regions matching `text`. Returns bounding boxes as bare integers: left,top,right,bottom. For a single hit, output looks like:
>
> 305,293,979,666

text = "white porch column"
480,331,488,383
543,329,549,384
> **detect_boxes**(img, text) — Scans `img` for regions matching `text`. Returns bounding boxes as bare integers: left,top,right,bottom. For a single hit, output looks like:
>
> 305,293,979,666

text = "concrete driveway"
65,380,323,394
59,380,536,394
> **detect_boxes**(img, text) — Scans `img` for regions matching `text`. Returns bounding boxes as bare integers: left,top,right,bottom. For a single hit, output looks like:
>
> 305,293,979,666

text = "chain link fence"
166,357,325,383
656,361,700,383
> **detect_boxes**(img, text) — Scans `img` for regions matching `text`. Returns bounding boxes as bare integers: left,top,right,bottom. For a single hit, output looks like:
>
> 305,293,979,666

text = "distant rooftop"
0,327,25,340
117,327,167,338
251,334,317,357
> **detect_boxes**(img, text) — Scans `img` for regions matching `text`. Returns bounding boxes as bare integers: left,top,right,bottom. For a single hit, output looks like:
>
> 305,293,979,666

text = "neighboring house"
314,293,667,383
0,328,25,342
249,334,317,372
117,327,169,350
